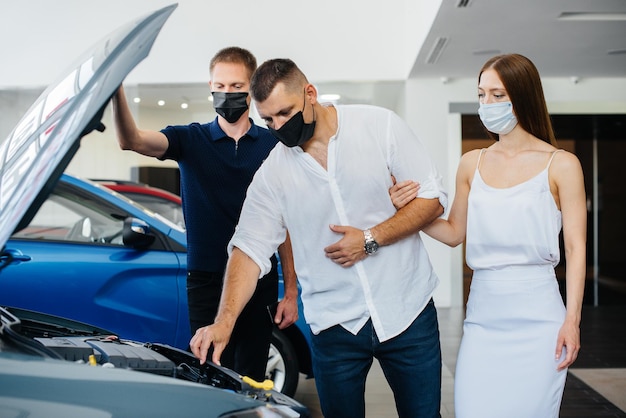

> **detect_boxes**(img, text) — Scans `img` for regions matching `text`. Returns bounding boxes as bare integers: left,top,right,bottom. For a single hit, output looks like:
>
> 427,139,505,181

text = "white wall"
404,76,626,307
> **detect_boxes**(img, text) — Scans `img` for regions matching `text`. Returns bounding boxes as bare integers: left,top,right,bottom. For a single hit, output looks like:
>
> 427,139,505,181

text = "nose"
272,116,288,131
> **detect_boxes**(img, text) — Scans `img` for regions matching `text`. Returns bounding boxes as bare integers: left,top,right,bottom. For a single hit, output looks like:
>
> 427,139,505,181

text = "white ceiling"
411,0,626,79
0,0,624,113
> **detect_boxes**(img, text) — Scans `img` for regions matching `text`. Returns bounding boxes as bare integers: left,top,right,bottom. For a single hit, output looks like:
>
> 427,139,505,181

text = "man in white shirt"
190,58,448,417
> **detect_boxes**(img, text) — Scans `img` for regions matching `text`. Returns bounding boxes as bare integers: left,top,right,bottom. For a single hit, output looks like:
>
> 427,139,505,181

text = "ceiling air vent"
426,37,449,64
457,0,472,7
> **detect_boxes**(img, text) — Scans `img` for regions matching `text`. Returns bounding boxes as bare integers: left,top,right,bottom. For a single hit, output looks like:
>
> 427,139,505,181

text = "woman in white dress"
391,53,586,417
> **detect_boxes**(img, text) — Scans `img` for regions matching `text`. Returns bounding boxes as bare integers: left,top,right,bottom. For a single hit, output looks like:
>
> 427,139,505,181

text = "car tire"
266,328,299,397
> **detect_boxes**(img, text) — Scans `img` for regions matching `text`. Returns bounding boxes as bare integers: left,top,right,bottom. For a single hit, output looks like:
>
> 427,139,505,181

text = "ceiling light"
472,49,501,56
558,12,626,21
133,97,141,104
319,93,341,102
208,95,213,102
181,103,188,109
157,100,165,106
426,37,449,64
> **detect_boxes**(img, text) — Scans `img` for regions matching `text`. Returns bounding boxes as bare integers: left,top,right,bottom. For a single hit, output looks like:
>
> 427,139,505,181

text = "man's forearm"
111,86,139,150
372,197,443,246
111,86,168,158
214,247,262,330
277,232,298,298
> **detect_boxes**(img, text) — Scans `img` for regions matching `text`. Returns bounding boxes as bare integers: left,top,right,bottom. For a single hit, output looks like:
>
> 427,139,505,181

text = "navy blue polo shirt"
160,117,278,272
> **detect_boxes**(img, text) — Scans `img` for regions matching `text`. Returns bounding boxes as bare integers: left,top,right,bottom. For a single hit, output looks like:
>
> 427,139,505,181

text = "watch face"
365,240,379,254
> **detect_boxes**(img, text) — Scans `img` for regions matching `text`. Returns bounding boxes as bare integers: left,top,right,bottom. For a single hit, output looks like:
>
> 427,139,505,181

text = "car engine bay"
0,306,309,416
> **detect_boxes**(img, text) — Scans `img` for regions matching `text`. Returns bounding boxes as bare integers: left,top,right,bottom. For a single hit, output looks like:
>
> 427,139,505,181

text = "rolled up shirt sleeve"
417,172,448,213
386,110,448,214
227,163,287,279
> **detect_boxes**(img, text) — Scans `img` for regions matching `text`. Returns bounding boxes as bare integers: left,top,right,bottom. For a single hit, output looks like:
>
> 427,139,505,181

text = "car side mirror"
123,217,156,248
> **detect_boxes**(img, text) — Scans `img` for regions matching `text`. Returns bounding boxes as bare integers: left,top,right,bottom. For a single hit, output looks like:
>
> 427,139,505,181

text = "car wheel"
266,328,299,397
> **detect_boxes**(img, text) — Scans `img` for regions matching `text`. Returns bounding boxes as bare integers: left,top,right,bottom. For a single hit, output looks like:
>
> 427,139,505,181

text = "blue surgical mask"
478,101,518,135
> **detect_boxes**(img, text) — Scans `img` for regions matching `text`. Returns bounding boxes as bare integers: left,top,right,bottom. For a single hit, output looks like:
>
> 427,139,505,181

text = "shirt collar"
208,116,260,142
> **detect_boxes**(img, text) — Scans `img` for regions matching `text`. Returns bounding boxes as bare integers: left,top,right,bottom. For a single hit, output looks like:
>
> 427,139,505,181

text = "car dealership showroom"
1,1,625,416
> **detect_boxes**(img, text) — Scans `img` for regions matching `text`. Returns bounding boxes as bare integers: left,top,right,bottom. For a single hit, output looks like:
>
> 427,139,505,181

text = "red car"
94,179,185,229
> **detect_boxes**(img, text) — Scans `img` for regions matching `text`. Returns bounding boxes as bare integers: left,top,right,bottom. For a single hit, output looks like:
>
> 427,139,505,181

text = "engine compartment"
35,335,177,375
1,306,309,416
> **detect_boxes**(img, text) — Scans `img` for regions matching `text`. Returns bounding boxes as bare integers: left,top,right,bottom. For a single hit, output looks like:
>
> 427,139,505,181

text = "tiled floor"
293,305,626,417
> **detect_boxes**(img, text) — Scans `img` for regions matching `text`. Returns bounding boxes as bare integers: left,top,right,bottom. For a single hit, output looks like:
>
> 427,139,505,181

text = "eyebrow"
478,86,506,91
262,103,296,119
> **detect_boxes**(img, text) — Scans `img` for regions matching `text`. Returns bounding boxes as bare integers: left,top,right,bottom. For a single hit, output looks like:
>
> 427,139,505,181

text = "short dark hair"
210,47,257,80
479,54,556,145
250,58,308,102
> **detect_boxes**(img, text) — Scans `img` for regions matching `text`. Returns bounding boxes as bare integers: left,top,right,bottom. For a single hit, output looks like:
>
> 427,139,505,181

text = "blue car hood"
0,4,177,252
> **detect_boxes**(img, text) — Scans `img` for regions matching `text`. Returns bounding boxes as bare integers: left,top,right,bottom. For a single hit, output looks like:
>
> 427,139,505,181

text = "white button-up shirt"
229,105,447,342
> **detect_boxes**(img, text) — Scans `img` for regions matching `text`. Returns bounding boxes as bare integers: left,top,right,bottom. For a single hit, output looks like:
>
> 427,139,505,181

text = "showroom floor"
293,306,626,417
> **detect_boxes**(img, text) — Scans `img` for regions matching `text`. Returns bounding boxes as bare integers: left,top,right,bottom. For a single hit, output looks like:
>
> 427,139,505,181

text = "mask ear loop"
310,100,316,123
303,87,316,123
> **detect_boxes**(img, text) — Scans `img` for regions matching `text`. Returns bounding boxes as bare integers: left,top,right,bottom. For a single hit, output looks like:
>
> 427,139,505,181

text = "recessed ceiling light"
157,100,165,106
181,103,188,109
558,12,626,21
472,49,501,56
426,37,449,64
133,97,141,103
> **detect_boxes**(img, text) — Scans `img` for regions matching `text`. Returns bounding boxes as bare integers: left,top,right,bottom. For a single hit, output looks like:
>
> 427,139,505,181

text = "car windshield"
11,185,125,245
118,191,185,230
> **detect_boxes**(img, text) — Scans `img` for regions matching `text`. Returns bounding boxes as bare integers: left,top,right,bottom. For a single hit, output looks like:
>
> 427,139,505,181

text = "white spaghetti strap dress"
454,149,568,418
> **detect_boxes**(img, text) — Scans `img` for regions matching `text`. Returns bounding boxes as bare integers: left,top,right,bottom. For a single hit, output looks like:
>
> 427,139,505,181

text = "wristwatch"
363,229,379,255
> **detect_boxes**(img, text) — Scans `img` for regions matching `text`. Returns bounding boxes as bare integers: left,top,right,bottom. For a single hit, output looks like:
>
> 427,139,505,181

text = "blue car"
1,173,312,396
0,4,310,415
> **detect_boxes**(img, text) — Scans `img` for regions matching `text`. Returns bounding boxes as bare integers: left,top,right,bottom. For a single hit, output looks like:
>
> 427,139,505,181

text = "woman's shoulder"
462,148,484,158
457,148,483,177
460,148,483,166
552,148,583,172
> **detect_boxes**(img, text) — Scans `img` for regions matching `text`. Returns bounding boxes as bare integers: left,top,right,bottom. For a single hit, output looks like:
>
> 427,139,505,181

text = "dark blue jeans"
310,299,441,418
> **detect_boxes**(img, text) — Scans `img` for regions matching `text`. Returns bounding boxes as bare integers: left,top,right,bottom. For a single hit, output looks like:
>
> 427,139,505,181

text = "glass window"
121,192,185,230
12,186,126,245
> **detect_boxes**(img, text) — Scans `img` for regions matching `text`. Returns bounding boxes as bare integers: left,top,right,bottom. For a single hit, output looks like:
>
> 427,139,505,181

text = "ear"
208,81,213,90
304,83,318,104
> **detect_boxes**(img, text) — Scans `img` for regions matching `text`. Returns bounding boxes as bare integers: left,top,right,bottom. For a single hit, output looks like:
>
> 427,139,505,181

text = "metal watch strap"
364,229,379,255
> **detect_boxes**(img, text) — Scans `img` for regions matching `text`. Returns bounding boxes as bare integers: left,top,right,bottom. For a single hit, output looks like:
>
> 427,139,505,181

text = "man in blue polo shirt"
112,47,298,382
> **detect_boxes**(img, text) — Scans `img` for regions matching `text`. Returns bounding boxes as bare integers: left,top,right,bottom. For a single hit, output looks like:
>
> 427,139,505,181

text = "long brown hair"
479,54,556,146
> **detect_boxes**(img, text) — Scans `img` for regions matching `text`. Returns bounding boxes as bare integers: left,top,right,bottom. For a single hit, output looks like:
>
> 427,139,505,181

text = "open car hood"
0,4,177,251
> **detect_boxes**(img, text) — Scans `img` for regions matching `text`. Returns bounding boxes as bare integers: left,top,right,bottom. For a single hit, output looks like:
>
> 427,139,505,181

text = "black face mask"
212,92,249,123
269,93,316,148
